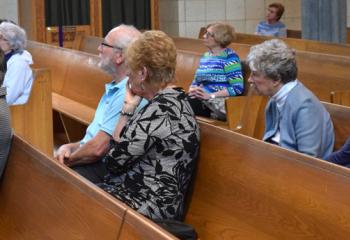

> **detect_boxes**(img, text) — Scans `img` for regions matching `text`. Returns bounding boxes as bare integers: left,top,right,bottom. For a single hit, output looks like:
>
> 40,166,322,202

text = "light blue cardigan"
263,82,334,159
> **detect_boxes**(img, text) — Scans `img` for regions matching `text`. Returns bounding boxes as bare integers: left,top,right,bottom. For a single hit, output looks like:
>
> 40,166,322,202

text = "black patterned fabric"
99,87,200,220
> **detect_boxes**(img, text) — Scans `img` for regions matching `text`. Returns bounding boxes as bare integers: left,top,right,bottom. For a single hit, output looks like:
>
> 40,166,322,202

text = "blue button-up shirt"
80,77,146,145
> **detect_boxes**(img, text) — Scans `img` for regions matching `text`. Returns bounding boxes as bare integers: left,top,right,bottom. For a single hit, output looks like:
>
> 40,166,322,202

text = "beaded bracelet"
121,110,134,117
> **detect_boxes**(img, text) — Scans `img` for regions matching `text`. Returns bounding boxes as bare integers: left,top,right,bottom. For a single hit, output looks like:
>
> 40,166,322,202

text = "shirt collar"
105,76,128,93
271,80,298,111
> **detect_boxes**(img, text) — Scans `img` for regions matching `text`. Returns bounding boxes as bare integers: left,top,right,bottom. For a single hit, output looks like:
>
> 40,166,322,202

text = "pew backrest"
0,135,177,239
173,38,350,103
225,95,350,150
72,31,100,55
27,40,111,109
0,134,127,239
185,121,350,239
234,32,350,57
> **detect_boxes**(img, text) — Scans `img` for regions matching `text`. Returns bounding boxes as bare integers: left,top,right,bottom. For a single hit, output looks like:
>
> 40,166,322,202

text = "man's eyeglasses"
100,41,123,51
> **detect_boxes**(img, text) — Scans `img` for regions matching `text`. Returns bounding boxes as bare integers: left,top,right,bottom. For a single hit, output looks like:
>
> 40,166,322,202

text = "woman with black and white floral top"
99,30,200,221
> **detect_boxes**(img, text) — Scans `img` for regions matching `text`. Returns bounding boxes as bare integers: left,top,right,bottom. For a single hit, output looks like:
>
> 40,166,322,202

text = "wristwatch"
210,94,216,99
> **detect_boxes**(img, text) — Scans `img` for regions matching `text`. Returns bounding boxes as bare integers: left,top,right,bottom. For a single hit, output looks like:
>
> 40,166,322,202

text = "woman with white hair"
0,22,33,105
247,39,334,159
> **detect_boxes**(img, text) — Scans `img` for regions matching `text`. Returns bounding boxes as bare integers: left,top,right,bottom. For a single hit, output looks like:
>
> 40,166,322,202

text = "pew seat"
0,135,177,239
52,92,95,126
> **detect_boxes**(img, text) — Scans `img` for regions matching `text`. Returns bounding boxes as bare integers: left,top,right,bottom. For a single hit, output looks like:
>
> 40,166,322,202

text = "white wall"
159,0,308,38
160,0,301,37
0,0,18,24
2,0,350,39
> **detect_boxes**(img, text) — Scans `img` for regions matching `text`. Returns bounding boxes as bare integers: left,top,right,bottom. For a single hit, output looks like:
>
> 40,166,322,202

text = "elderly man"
55,25,146,182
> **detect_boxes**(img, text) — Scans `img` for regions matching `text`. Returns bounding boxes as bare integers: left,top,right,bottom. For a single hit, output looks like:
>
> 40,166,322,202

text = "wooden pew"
286,29,302,38
0,134,177,239
26,40,349,144
71,34,350,104
236,32,350,57
233,32,350,57
226,95,350,150
225,95,268,139
27,41,112,143
185,121,350,239
72,31,100,55
323,102,350,150
331,90,350,107
10,68,53,156
173,38,350,103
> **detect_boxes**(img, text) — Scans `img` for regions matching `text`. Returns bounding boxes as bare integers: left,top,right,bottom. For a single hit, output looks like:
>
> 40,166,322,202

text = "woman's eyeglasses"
204,30,215,38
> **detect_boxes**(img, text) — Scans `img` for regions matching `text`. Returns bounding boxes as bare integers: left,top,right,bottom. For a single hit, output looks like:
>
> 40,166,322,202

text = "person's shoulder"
276,21,286,28
8,50,33,65
287,82,323,108
257,20,266,26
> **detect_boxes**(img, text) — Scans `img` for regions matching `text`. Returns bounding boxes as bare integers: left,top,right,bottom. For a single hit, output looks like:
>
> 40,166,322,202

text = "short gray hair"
110,24,140,50
0,22,27,52
247,39,297,84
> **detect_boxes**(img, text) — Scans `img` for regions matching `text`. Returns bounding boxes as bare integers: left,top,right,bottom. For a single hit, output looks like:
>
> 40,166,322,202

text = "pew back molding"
10,68,53,156
0,135,177,239
187,28,350,58
185,121,350,239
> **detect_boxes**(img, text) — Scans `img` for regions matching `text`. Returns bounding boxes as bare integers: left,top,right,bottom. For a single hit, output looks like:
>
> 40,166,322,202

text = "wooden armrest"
52,92,95,126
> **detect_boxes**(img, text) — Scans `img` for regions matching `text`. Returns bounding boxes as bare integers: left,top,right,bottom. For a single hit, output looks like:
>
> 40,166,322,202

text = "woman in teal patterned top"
188,22,244,121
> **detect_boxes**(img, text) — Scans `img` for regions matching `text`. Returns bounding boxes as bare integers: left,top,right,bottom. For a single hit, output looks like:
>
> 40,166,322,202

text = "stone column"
302,0,346,43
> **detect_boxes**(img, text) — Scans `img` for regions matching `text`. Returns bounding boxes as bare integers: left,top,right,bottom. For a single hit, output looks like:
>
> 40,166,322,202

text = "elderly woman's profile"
99,30,200,221
188,22,244,121
247,39,334,159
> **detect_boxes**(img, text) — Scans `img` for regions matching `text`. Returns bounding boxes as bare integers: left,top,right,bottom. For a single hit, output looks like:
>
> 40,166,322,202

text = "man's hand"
54,142,79,165
55,144,73,164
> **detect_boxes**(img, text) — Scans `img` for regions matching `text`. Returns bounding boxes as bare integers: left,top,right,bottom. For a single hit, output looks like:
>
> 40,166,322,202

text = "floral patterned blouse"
99,87,200,220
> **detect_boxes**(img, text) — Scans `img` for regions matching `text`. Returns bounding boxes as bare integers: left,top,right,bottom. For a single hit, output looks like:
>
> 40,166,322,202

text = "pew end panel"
10,68,54,156
225,95,268,139
323,102,350,150
331,90,350,107
185,122,350,240
118,209,179,240
0,135,127,239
